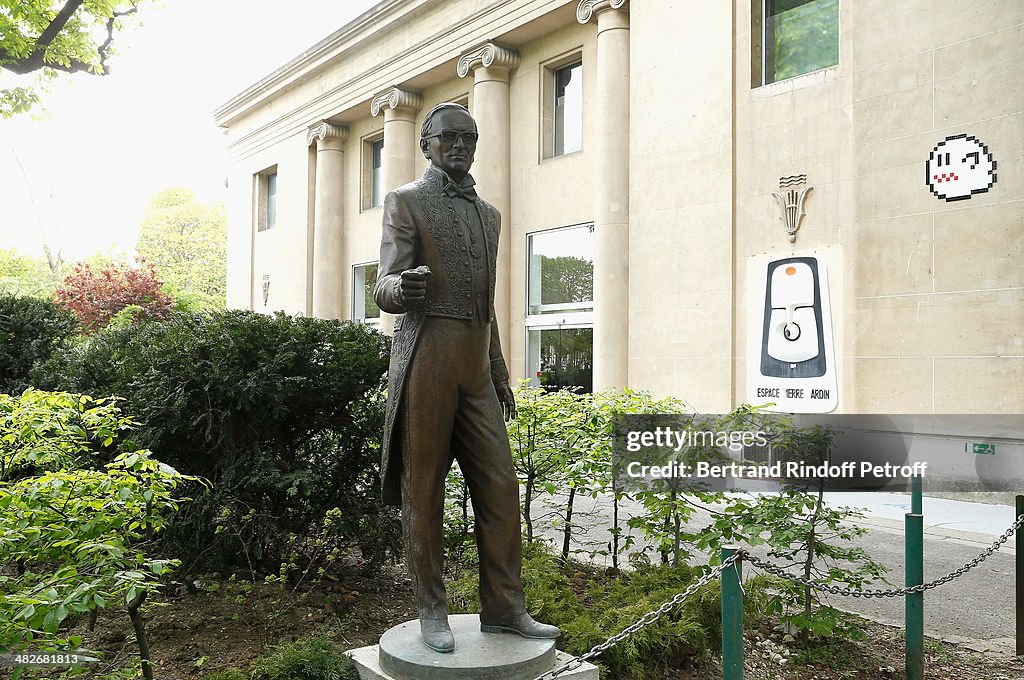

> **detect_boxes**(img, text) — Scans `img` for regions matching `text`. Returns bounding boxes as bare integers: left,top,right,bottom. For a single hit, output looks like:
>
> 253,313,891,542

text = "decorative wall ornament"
772,174,813,243
456,42,520,78
577,0,628,24
926,134,997,202
370,87,424,117
306,121,349,147
262,274,270,307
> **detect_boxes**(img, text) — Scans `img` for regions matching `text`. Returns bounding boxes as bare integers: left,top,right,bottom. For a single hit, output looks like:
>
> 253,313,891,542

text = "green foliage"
223,506,364,646
0,389,129,479
0,248,62,298
692,423,890,640
0,0,148,117
450,544,770,679
35,310,399,568
0,294,79,394
0,390,199,654
137,189,228,310
505,384,887,642
442,463,476,576
508,383,595,545
251,635,358,680
203,670,248,680
624,406,764,568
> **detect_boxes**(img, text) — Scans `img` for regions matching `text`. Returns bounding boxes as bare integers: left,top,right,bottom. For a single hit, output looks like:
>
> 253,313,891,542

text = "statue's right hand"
399,266,430,308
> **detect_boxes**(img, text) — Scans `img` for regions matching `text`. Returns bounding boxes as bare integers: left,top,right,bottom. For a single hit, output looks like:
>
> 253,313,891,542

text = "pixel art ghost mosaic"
926,134,997,201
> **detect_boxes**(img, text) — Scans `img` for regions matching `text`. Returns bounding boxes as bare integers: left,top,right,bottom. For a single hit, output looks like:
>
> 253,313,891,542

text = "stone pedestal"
347,614,599,680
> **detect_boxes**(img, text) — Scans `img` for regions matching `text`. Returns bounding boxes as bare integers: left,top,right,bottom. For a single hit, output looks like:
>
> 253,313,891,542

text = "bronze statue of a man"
374,102,560,653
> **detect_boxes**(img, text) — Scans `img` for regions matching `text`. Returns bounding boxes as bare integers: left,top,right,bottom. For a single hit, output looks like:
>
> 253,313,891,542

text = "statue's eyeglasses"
425,130,479,146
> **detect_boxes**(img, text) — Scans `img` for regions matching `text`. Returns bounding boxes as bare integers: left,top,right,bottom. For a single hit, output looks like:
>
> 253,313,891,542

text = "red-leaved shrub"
55,261,174,332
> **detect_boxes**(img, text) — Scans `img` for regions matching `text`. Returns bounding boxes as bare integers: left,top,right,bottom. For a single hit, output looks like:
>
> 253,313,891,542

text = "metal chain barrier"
746,513,1024,598
529,513,1023,678
532,551,743,680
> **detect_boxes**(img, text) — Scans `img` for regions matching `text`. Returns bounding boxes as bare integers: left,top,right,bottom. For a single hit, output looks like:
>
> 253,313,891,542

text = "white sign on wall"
748,252,838,414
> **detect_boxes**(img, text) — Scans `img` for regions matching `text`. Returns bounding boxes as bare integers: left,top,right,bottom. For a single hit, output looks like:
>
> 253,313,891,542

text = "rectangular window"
753,0,839,86
256,168,278,232
528,327,593,393
528,224,594,316
352,262,380,325
553,61,583,156
370,138,384,208
525,224,594,392
361,133,384,211
266,172,277,230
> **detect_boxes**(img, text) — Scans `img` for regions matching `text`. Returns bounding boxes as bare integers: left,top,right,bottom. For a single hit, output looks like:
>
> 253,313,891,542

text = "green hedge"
36,310,399,568
0,294,78,395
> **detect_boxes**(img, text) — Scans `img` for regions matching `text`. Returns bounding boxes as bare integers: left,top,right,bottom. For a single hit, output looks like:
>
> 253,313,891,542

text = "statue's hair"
420,102,473,139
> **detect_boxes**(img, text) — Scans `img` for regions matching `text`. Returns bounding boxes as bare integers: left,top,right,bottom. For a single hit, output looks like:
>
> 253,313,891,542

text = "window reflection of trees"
537,327,592,393
766,0,839,83
537,255,593,309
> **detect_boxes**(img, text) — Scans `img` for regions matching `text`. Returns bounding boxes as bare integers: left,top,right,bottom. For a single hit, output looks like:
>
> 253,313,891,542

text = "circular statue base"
377,614,556,680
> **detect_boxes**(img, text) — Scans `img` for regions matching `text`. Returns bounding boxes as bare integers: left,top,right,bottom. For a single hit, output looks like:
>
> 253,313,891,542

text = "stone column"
457,42,519,371
307,121,349,320
579,0,630,389
371,87,423,335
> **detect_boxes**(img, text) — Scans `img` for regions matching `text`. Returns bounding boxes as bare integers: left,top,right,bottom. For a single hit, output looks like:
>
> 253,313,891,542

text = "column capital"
306,121,348,147
576,0,628,24
370,87,424,117
456,42,520,78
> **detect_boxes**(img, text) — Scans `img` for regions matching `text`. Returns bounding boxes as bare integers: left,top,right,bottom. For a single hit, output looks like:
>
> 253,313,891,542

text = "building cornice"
219,0,576,163
307,121,349,146
370,87,424,116
456,41,521,77
214,0,445,127
576,0,627,24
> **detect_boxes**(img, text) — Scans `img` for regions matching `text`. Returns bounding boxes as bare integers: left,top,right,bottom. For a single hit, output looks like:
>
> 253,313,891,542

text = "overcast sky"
0,0,379,259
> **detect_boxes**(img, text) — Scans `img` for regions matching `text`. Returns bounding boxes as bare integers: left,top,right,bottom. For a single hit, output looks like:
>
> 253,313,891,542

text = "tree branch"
33,0,87,58
0,1,138,76
97,4,139,72
1,0,86,74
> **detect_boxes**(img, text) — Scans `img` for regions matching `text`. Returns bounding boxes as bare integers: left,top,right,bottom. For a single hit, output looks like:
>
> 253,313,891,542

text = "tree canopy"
0,248,61,297
136,188,228,310
0,0,146,116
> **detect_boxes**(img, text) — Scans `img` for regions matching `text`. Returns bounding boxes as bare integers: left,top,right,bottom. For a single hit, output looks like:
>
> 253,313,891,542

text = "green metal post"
722,545,743,680
911,473,923,515
906,511,924,680
1016,495,1023,657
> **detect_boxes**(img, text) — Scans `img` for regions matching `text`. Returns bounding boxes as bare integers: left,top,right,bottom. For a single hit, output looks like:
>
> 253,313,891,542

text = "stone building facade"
214,0,1023,415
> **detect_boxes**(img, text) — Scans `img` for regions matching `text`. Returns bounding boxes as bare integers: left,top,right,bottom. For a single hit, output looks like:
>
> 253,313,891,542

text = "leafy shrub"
54,260,173,332
449,544,771,679
0,294,78,394
36,310,399,569
251,635,358,680
0,390,198,658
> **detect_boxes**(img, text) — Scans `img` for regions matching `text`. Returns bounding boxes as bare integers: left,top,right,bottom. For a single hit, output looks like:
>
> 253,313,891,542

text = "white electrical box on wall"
748,250,839,414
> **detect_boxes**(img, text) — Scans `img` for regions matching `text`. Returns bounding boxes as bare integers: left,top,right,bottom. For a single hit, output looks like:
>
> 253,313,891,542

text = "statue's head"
419,102,478,181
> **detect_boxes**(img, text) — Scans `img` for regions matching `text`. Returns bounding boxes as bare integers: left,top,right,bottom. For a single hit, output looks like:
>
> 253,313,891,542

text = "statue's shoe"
480,612,561,639
420,618,455,653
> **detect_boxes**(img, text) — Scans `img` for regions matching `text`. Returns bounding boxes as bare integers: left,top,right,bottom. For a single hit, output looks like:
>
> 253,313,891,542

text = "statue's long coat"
374,166,509,506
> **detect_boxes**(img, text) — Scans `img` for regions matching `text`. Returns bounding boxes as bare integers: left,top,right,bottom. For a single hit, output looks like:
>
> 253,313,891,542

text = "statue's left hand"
495,382,517,421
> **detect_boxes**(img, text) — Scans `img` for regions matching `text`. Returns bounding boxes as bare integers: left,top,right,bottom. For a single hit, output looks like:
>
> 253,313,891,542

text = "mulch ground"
18,564,1024,679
